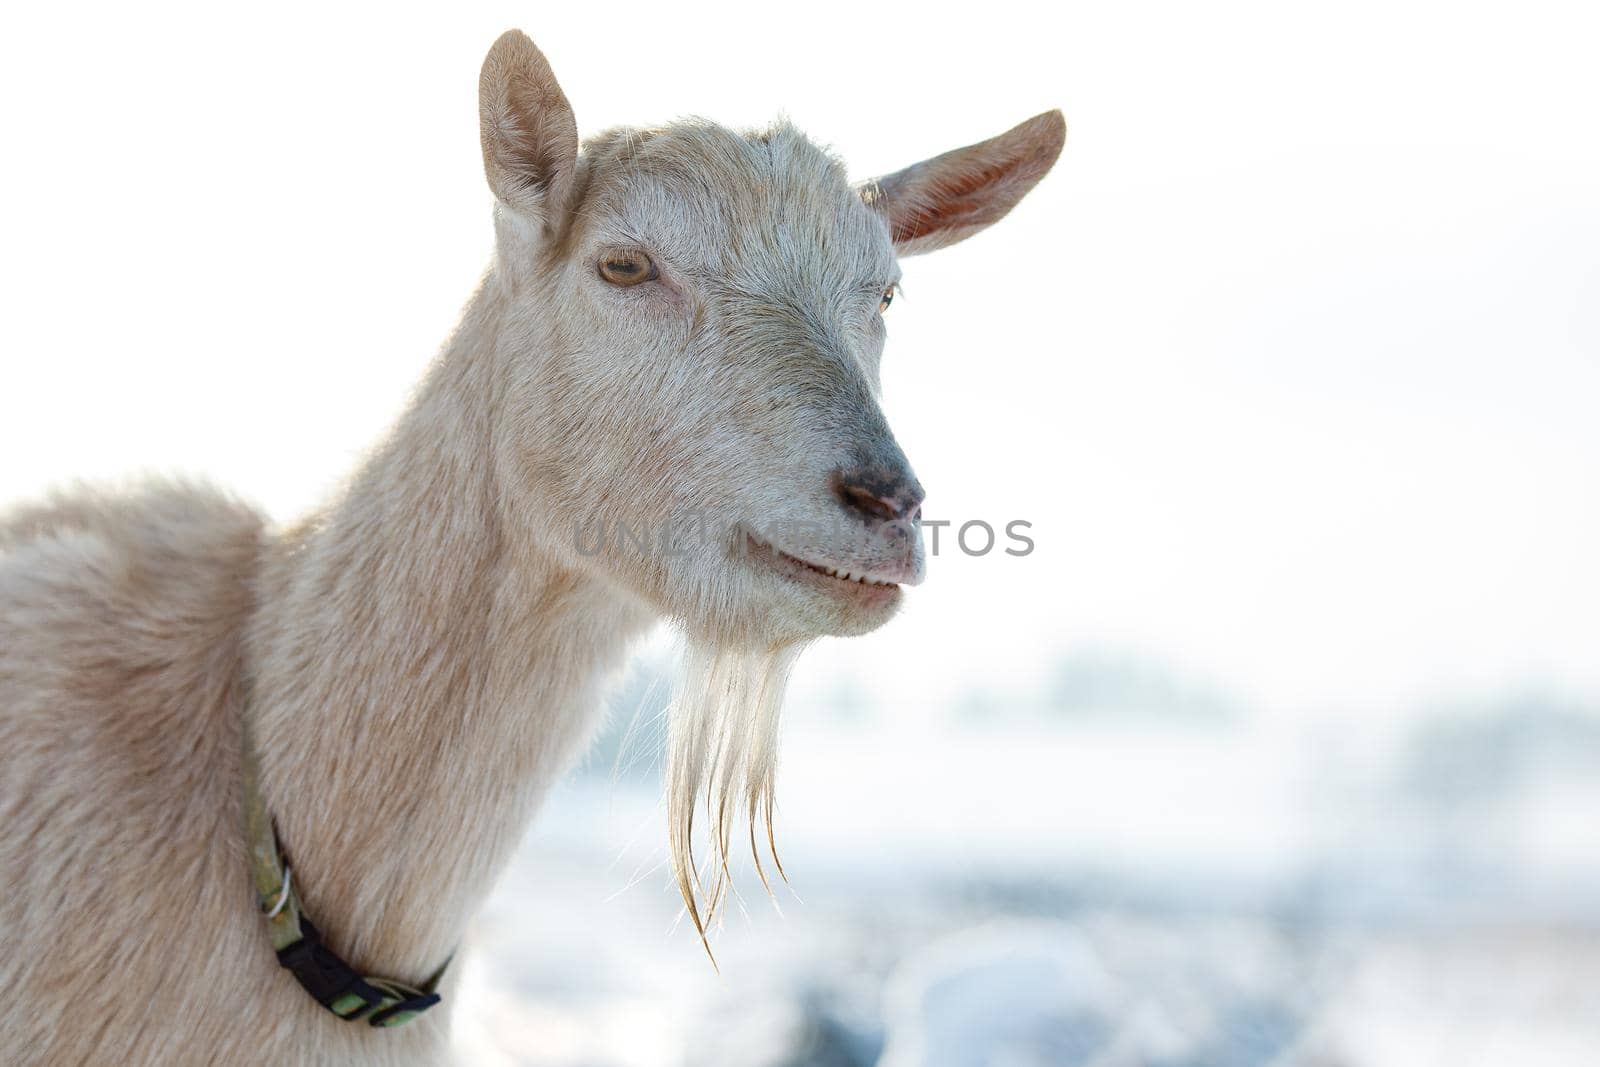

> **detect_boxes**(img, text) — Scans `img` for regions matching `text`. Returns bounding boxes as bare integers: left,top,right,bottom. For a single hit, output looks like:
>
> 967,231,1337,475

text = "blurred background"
3,2,1598,1064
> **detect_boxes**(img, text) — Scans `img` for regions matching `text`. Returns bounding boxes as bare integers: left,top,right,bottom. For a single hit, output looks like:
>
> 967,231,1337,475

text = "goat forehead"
583,121,894,281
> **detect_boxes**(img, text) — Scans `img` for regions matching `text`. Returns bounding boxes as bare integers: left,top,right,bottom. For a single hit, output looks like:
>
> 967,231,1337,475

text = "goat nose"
832,465,925,525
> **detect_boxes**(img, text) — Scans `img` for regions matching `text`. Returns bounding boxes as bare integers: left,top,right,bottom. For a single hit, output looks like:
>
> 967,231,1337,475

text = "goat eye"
879,286,895,312
598,252,657,287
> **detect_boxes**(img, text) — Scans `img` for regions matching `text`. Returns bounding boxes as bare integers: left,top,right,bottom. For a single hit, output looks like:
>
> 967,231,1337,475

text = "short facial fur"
482,32,1064,647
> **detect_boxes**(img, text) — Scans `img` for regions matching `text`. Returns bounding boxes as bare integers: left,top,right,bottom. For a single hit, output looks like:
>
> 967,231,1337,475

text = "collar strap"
241,723,448,1028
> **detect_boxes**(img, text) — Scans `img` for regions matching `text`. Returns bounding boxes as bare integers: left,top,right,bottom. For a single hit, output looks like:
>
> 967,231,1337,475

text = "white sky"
1,1,1597,720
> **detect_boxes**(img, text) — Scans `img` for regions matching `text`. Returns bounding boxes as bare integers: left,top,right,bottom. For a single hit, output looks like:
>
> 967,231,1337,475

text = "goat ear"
862,110,1065,257
479,30,578,227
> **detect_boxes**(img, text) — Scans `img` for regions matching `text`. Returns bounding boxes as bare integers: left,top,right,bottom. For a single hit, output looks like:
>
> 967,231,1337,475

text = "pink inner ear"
871,111,1065,253
886,159,1020,245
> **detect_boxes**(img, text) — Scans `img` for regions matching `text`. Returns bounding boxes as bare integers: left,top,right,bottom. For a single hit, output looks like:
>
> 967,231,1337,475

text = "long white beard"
666,637,804,954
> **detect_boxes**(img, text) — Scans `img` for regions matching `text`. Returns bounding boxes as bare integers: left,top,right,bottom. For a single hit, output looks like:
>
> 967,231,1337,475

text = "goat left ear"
479,30,578,229
862,110,1066,256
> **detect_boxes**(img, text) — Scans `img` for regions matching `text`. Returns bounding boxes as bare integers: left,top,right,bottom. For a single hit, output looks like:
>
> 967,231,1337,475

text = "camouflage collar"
240,720,448,1028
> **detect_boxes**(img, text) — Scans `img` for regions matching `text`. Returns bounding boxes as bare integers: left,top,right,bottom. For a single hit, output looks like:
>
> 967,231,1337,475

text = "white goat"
0,29,1063,1066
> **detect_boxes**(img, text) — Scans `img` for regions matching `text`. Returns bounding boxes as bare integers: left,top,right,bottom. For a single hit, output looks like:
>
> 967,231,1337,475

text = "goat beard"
666,635,806,956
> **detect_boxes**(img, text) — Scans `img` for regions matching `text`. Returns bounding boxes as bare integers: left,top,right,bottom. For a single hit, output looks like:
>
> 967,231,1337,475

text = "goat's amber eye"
879,286,895,312
598,252,658,287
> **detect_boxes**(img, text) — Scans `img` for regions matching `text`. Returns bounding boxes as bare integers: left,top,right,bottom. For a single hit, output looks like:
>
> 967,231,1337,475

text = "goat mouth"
741,532,903,598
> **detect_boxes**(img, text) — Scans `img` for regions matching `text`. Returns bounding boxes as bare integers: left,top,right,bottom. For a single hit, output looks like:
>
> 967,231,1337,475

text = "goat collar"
240,720,448,1028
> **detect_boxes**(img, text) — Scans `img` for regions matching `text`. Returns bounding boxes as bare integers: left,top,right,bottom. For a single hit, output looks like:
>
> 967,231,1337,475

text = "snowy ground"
455,699,1600,1067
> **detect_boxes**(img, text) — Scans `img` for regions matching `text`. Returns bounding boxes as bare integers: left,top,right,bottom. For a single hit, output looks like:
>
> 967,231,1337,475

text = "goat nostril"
833,468,924,525
839,483,900,522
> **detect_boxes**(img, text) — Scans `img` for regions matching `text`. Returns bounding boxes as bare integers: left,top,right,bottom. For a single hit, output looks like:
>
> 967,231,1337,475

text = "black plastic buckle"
366,990,443,1028
275,917,387,1021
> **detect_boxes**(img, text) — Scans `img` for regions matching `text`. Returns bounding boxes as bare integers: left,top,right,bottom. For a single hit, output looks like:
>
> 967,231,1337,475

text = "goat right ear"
861,111,1065,257
479,30,578,229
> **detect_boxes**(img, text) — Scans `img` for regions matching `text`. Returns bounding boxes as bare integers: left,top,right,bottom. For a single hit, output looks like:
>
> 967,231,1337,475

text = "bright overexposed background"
3,3,1598,1065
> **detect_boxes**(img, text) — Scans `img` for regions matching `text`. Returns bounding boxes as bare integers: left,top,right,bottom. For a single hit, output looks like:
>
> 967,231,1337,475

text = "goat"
0,29,1063,1065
